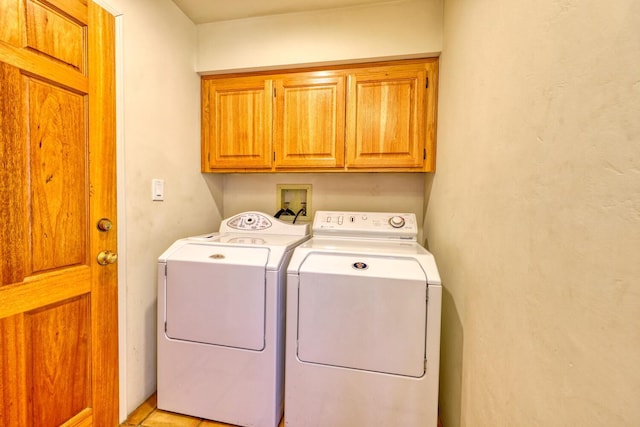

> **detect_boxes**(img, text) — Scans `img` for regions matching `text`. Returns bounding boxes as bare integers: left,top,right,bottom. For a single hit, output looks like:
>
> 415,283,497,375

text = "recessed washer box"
276,184,312,221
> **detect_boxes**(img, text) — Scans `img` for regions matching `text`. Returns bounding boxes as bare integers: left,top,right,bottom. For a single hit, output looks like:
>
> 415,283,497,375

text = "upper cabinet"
201,58,438,173
346,62,436,170
274,72,346,169
201,76,273,170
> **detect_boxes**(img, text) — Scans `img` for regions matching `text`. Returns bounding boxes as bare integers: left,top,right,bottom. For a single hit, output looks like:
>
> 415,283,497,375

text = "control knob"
388,215,405,228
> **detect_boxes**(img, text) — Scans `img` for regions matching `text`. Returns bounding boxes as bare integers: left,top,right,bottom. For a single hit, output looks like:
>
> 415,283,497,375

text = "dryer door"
165,243,268,351
297,253,427,377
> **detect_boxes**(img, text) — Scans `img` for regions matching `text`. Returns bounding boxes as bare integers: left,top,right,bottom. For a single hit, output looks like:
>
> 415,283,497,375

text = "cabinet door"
202,76,273,170
274,74,345,168
345,63,428,169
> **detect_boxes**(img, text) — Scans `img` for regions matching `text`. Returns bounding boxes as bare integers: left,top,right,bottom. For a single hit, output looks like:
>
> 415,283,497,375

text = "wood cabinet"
201,58,438,172
346,62,436,170
201,76,273,170
274,72,346,169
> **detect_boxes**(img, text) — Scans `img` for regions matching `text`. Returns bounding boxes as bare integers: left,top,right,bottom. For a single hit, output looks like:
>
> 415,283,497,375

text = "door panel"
202,76,273,170
29,77,87,273
40,0,89,25
25,0,85,72
346,64,427,168
28,296,91,426
274,74,345,168
0,0,21,46
0,315,27,426
0,61,29,286
0,1,117,425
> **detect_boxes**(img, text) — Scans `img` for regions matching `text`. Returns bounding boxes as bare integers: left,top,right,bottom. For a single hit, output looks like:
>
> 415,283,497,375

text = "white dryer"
157,212,309,427
285,211,442,427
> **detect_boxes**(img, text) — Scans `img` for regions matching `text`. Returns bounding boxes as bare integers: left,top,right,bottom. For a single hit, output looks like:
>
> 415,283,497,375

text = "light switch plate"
152,179,164,201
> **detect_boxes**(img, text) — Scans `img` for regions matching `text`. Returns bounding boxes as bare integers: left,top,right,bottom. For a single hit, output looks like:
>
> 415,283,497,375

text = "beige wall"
106,0,223,419
223,173,426,241
428,1,640,426
195,0,443,73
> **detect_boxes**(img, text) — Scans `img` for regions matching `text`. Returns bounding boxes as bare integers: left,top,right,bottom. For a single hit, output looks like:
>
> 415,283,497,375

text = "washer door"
297,253,427,377
165,244,268,351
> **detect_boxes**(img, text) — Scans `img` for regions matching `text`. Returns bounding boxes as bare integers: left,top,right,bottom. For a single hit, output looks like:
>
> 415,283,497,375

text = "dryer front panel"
297,253,427,377
165,244,268,351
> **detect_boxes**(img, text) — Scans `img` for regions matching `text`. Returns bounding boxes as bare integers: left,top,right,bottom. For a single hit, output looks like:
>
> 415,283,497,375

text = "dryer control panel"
225,212,273,230
313,211,418,240
220,211,310,236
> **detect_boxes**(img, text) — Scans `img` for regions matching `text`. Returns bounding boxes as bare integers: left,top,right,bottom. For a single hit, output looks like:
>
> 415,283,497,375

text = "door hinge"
426,77,429,88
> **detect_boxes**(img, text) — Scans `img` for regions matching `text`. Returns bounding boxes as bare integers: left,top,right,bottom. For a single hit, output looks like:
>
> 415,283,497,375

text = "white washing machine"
157,212,309,427
285,211,442,427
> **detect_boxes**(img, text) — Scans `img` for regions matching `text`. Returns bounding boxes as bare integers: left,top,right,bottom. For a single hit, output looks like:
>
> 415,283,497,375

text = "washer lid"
297,253,427,377
165,243,268,351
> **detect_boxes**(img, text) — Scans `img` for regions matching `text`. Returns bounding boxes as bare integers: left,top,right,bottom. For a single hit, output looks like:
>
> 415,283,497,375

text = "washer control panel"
313,211,418,240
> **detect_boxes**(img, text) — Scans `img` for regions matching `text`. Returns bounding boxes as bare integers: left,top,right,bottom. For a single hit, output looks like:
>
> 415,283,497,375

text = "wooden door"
345,61,436,170
274,73,345,169
0,1,118,426
201,76,273,171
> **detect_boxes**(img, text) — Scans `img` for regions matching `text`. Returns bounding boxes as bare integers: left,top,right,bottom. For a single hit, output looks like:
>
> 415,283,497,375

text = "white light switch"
152,179,164,201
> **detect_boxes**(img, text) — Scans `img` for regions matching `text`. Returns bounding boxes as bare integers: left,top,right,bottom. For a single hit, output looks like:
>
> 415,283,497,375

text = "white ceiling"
171,0,392,24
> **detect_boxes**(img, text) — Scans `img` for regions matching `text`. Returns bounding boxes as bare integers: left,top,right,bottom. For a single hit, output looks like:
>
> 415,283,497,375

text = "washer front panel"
165,244,268,351
297,253,427,377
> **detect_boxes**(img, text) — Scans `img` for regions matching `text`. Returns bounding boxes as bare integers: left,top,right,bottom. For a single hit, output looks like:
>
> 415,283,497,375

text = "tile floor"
120,393,284,427
121,392,442,427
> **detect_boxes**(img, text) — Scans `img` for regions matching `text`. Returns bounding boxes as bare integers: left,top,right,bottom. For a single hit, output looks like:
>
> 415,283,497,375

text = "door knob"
97,218,113,231
97,250,118,266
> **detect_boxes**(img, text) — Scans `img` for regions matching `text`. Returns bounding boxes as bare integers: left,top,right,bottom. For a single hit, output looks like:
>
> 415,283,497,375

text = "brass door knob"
97,250,118,266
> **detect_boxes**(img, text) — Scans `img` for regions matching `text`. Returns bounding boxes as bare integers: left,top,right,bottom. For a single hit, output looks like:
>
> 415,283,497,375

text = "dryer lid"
164,242,269,266
164,244,268,351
